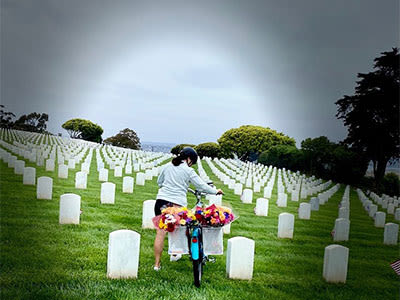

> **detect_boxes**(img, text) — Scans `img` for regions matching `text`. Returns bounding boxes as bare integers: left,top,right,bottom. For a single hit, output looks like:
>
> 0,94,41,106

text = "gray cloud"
1,0,398,145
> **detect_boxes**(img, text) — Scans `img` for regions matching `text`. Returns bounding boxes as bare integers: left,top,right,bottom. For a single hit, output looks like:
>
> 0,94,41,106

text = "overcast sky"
1,0,399,145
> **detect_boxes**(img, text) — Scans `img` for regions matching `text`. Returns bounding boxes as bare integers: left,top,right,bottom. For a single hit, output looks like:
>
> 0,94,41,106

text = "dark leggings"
154,199,176,216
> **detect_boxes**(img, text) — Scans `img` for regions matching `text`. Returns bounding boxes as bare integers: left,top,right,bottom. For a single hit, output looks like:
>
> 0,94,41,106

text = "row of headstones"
331,186,351,242
106,228,349,283
357,189,399,245
368,191,399,215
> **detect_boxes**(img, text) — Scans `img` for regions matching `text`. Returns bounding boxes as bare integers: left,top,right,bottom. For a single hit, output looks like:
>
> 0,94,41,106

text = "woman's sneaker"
170,254,182,262
153,265,161,271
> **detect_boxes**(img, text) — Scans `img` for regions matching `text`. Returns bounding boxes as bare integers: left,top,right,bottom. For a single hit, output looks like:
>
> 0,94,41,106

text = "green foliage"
382,173,400,196
62,118,103,143
258,145,303,170
217,125,295,160
0,105,16,129
301,136,334,176
103,128,141,150
170,144,195,155
195,142,220,158
13,112,49,133
336,48,400,185
330,144,369,184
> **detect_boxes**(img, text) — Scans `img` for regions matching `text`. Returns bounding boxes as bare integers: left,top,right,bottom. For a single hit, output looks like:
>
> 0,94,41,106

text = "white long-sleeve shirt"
156,161,218,207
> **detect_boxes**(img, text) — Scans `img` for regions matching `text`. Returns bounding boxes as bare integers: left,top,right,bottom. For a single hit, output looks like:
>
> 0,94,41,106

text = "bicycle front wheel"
193,259,202,287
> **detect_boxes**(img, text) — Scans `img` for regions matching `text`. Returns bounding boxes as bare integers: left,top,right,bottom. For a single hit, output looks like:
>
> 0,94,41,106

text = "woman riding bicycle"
153,147,223,270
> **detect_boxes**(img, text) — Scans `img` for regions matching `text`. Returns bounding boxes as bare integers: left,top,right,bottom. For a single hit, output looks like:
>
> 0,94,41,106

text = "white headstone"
99,168,109,182
323,244,349,283
374,211,386,228
136,172,145,186
298,203,311,220
36,176,53,200
114,166,123,177
262,186,272,198
23,167,36,185
58,164,68,179
226,237,255,280
368,204,377,218
395,208,400,221
333,218,350,241
68,159,76,169
255,198,269,216
123,176,134,193
223,223,231,234
310,197,319,211
107,230,140,279
81,163,90,174
291,191,299,202
339,207,349,220
234,183,243,196
142,200,156,229
387,204,395,215
14,160,25,175
75,171,87,189
383,223,399,245
45,159,55,171
278,213,294,239
125,165,132,174
241,189,253,204
277,193,287,207
101,182,116,204
59,193,81,224
208,194,222,206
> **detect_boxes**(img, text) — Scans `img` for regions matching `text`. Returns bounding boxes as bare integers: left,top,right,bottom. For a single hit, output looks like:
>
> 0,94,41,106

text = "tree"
336,48,400,186
170,144,196,155
13,112,49,133
301,136,334,176
195,142,221,158
62,118,103,143
258,144,303,170
218,125,296,160
382,173,400,196
0,105,15,129
103,128,141,149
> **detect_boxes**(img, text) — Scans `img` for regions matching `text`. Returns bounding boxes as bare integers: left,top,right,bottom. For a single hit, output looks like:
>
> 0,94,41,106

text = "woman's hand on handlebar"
216,189,224,195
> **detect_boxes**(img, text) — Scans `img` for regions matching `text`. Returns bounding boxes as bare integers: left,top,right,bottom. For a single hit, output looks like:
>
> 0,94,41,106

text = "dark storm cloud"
1,0,398,144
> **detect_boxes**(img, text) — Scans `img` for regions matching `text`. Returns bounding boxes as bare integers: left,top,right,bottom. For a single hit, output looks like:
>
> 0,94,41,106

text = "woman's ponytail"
172,155,184,166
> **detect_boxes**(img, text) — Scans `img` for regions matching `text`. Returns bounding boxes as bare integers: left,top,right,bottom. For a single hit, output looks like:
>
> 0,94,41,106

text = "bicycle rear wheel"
193,259,203,287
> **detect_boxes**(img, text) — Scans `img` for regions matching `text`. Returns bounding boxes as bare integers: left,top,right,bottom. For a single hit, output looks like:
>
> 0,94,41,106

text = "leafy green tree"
330,144,368,184
13,112,49,133
0,105,15,129
301,136,334,176
218,125,296,160
104,128,141,150
382,173,400,196
336,48,399,186
62,118,103,143
170,144,196,155
195,142,220,158
258,144,303,170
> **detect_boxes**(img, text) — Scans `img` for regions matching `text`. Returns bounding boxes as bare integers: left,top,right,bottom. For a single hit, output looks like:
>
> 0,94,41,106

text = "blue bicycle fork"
190,227,201,260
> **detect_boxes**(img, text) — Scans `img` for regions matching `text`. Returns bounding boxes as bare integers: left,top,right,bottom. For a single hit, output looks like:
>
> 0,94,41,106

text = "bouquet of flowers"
153,204,235,232
200,204,235,227
152,207,198,232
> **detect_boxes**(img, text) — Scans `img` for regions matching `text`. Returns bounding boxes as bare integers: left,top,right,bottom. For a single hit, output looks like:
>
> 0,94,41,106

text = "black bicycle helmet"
180,147,198,165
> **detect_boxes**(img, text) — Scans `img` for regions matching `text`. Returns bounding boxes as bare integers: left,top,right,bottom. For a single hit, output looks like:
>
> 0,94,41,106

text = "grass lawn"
0,144,399,300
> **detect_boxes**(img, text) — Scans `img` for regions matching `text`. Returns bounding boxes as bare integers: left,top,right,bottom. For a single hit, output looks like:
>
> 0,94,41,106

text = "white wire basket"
168,226,224,255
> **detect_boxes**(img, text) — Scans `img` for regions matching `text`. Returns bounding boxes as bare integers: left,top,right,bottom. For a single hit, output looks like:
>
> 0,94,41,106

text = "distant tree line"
0,106,50,134
172,48,399,196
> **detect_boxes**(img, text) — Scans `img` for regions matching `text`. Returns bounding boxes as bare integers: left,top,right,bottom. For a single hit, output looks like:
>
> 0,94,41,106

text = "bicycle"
186,187,211,288
167,184,225,288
